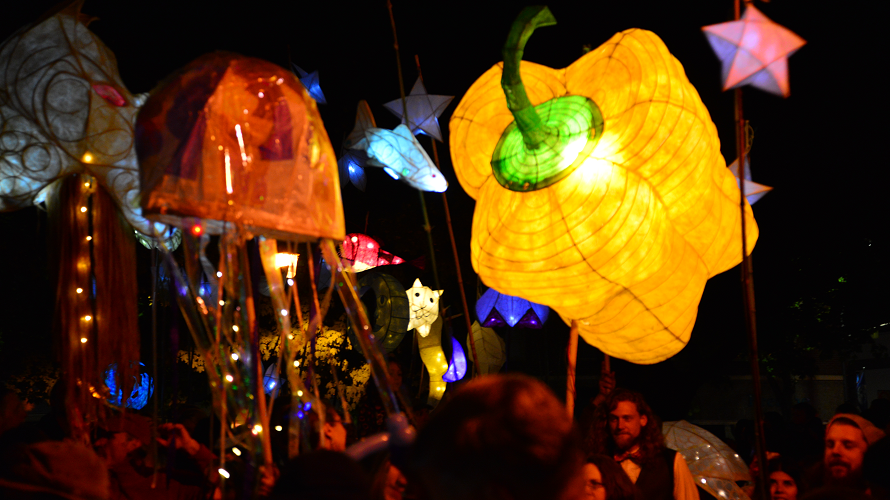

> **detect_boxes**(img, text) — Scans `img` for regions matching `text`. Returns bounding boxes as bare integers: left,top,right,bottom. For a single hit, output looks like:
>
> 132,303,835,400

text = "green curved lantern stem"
494,6,604,192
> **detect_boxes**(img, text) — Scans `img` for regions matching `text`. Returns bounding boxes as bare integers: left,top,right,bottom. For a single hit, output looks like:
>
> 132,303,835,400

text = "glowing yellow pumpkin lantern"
450,7,758,364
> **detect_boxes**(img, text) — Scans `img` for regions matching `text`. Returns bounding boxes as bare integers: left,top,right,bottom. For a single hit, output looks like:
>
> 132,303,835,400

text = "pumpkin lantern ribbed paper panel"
450,11,757,364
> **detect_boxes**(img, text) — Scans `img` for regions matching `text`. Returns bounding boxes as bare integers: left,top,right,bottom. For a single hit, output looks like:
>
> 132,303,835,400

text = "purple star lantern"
476,288,549,329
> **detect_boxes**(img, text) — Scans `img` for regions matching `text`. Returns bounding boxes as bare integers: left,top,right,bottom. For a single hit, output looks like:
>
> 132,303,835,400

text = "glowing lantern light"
291,64,326,104
703,5,805,97
442,336,467,383
450,7,758,363
406,279,443,338
417,316,448,404
342,101,448,193
136,52,344,241
135,223,183,251
263,364,279,394
468,321,506,375
340,233,405,272
337,101,374,192
274,252,300,278
475,288,549,329
104,362,154,410
357,272,411,352
728,157,772,205
0,2,166,236
383,78,454,142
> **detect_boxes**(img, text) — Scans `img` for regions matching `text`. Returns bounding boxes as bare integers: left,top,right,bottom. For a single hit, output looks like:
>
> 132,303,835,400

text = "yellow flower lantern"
450,7,758,364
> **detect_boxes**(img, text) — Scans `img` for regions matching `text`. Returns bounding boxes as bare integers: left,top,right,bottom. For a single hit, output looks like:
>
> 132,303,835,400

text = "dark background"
1,0,886,422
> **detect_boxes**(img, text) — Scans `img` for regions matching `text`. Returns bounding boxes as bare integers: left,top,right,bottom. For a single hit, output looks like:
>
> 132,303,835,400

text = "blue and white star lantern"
384,78,453,142
292,64,326,104
728,157,772,205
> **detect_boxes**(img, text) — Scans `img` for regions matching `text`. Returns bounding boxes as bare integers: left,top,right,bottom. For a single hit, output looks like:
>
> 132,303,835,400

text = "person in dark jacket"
586,389,699,500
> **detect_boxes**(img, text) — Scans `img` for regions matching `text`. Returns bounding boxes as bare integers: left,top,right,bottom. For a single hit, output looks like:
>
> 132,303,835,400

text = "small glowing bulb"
80,337,88,343
293,360,300,367
367,243,374,248
252,424,262,434
219,468,230,479
83,182,90,188
297,390,304,397
219,300,225,306
217,271,223,278
351,236,358,243
280,309,288,316
80,206,87,213
275,425,283,432
86,236,92,241
82,152,93,163
191,225,203,236
83,315,92,321
76,288,83,294
287,334,294,340
225,374,234,382
232,325,239,332
231,447,241,456
287,278,294,286
231,353,239,361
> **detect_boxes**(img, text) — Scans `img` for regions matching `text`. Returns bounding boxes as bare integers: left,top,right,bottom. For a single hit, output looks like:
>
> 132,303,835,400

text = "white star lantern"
384,78,453,142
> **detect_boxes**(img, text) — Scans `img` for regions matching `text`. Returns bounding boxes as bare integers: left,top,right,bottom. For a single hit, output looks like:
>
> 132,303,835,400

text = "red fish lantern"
341,233,405,272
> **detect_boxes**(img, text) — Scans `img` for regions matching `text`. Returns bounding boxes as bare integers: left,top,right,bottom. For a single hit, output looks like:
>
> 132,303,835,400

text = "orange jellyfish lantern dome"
136,52,344,241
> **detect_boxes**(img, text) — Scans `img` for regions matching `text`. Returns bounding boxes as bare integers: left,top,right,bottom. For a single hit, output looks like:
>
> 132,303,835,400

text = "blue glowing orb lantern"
104,362,153,410
263,363,280,394
475,288,549,329
442,336,467,383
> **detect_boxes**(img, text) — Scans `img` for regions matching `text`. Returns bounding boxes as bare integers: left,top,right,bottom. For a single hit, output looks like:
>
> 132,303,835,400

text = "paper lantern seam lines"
554,186,687,343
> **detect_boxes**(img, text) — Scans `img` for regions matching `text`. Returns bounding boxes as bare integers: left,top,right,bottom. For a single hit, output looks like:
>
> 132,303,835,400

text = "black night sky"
0,0,886,421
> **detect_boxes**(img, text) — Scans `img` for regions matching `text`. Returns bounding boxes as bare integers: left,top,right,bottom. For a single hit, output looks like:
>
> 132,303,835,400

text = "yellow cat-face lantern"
406,278,443,338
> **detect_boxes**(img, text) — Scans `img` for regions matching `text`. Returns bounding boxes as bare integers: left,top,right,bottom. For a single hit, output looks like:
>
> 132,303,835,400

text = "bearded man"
821,413,885,492
587,389,699,500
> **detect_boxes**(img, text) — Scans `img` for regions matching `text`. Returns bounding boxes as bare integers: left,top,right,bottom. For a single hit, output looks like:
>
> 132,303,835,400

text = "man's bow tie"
614,450,642,464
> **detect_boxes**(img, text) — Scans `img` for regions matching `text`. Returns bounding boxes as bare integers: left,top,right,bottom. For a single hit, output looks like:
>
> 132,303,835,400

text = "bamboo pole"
734,1,768,498
386,0,441,290
566,320,579,418
414,54,481,376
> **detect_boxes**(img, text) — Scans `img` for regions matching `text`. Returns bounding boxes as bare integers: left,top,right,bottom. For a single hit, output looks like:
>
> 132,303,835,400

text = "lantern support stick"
415,54,481,376
386,0,441,290
566,320,579,418
150,246,159,487
734,0,768,495
239,245,273,465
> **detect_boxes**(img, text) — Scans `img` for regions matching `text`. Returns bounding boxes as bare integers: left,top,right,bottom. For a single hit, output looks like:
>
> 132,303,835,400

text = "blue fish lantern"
442,336,467,383
104,362,153,410
476,288,549,329
357,124,448,192
343,101,448,193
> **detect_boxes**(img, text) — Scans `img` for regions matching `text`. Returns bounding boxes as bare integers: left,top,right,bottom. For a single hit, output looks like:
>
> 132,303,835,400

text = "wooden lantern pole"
386,0,441,290
734,1,769,498
414,54,481,377
566,320,580,418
